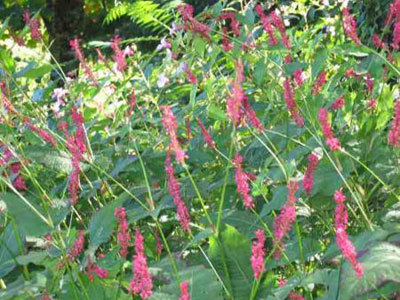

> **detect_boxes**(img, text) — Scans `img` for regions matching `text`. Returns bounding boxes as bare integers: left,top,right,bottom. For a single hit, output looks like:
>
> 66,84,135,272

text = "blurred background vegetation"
0,0,394,72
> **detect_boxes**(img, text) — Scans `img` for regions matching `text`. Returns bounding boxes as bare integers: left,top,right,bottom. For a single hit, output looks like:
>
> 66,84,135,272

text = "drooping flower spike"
114,206,131,258
251,229,266,279
334,190,363,279
342,8,361,45
233,153,254,209
318,108,341,151
302,153,319,196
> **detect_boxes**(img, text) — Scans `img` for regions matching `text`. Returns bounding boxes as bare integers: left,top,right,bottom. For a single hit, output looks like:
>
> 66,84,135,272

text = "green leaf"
25,146,74,174
1,193,51,237
16,63,52,79
89,198,124,248
208,104,227,121
16,251,48,266
0,224,24,277
312,48,328,78
193,36,206,58
208,224,253,300
254,59,266,86
340,242,400,300
159,265,223,300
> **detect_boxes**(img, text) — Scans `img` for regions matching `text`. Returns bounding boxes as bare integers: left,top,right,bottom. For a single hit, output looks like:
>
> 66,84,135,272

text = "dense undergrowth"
1,1,400,299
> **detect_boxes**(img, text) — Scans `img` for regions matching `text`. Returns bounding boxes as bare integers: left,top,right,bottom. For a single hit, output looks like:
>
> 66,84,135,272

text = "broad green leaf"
89,198,124,247
159,265,223,300
0,224,25,277
193,36,206,58
208,225,253,300
1,193,51,237
340,242,400,300
16,251,48,266
254,59,265,86
207,103,227,121
25,146,74,174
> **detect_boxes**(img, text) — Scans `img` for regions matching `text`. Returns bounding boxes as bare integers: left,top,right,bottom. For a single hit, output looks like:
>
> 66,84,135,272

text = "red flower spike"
69,38,97,84
283,78,304,127
342,8,361,45
179,282,190,300
318,108,341,151
334,190,363,279
111,36,127,72
165,153,191,232
270,10,291,49
331,95,345,110
23,10,42,41
312,71,327,95
251,229,266,279
197,119,216,149
302,153,319,196
255,4,278,46
130,229,153,299
233,153,254,209
114,206,131,258
273,181,299,259
222,27,233,52
389,101,400,147
227,60,246,126
178,4,211,41
67,230,85,261
161,105,187,165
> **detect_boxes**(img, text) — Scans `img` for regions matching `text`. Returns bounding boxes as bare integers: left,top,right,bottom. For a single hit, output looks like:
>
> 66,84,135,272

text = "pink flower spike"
127,88,136,117
179,282,190,300
67,230,85,261
342,8,361,45
372,34,386,49
243,98,264,131
178,4,211,41
114,206,131,258
111,36,127,72
251,229,266,279
154,231,163,255
318,108,341,151
197,119,216,149
233,154,254,209
23,10,42,42
221,27,233,52
389,101,400,147
365,73,374,94
227,60,246,126
270,10,291,49
312,71,327,95
293,69,305,86
331,95,345,110
334,190,363,279
161,105,187,165
130,229,153,299
302,153,319,196
165,153,191,232
273,181,299,259
283,78,304,127
69,38,97,84
255,4,278,46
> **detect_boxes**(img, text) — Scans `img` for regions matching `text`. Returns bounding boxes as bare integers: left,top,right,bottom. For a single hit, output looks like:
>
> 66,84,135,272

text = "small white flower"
157,73,170,88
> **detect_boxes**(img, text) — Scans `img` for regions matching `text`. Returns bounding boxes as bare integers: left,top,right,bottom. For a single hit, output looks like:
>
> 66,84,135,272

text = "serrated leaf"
25,146,74,174
0,224,25,277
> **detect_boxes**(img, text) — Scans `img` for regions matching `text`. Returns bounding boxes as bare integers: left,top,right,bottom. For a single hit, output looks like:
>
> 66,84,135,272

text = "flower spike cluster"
114,206,131,258
255,5,278,46
165,152,191,232
389,101,400,147
111,36,127,72
334,190,363,279
197,119,216,149
23,10,42,41
302,153,319,196
178,4,211,41
283,78,304,127
233,153,254,209
318,108,341,151
273,181,299,259
70,38,97,84
179,282,190,300
251,229,266,279
130,229,153,299
342,8,361,45
161,105,187,165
